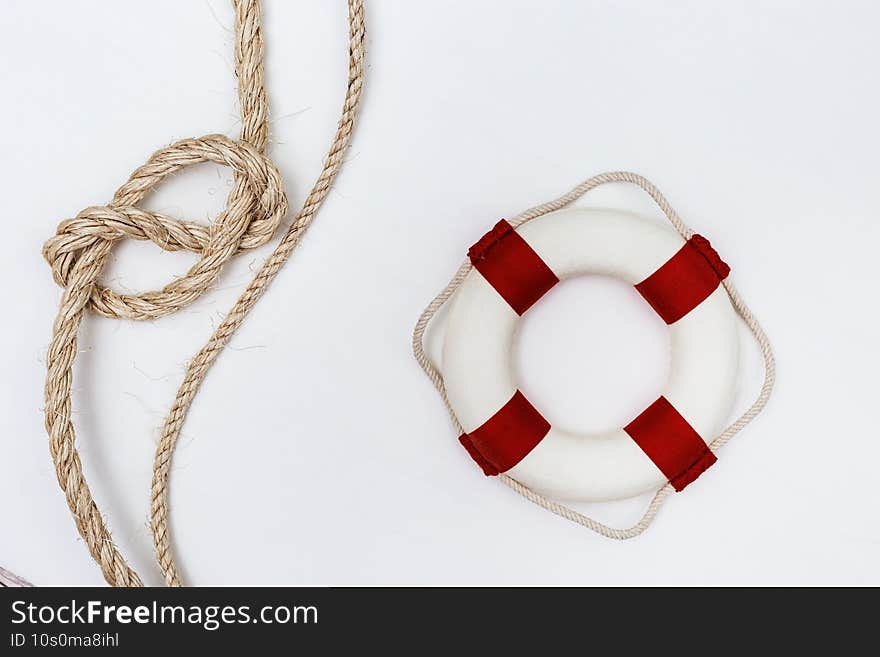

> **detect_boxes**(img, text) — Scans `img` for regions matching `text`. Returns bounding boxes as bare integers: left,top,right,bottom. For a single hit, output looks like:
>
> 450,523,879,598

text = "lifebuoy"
442,207,739,502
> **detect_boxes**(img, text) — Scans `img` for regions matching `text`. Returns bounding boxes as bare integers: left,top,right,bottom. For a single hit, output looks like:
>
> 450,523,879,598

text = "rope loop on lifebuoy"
413,172,775,539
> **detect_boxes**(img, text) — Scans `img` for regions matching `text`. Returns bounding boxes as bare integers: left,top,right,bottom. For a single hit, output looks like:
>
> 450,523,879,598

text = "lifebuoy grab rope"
412,171,775,539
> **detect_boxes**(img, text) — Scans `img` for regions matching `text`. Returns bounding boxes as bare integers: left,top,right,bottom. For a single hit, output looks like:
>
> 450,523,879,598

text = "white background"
1,0,878,586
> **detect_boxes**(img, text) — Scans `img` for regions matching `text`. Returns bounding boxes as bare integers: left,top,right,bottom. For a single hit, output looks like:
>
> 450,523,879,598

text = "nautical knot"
42,133,287,320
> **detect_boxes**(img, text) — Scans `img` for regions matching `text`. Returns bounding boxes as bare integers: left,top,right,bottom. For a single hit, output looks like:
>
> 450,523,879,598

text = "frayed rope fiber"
41,0,366,586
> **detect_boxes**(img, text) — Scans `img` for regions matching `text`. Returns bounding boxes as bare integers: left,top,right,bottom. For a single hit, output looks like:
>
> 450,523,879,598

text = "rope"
42,0,366,586
412,171,775,539
0,566,32,588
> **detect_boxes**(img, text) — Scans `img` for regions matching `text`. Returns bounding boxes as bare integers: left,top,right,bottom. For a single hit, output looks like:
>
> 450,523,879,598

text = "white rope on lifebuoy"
413,171,775,539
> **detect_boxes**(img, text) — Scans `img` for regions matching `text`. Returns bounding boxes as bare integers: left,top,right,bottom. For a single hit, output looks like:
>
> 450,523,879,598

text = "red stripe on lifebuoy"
635,234,730,324
624,396,717,491
468,220,559,315
459,390,550,476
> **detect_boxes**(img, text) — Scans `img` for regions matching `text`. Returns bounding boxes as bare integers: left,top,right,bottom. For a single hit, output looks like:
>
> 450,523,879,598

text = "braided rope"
42,0,366,586
412,171,775,539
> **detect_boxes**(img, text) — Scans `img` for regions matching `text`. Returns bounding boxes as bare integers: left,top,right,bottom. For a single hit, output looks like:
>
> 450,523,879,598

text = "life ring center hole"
514,275,670,435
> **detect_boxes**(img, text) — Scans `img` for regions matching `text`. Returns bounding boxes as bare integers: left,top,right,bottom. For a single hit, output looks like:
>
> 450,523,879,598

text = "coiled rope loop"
43,134,287,320
42,0,366,587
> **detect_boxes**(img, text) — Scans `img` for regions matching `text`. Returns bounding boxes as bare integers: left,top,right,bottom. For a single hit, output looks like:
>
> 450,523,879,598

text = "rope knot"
43,133,288,320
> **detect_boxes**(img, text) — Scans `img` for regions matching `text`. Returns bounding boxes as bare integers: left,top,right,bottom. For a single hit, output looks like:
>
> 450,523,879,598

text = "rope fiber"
42,0,366,586
412,171,775,539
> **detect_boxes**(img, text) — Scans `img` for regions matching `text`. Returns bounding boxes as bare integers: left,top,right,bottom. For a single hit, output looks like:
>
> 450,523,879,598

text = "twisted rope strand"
413,171,775,539
43,0,365,586
150,0,366,588
0,566,32,588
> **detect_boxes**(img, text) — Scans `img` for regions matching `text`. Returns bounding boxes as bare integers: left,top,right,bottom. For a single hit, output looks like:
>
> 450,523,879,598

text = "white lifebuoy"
441,207,739,502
